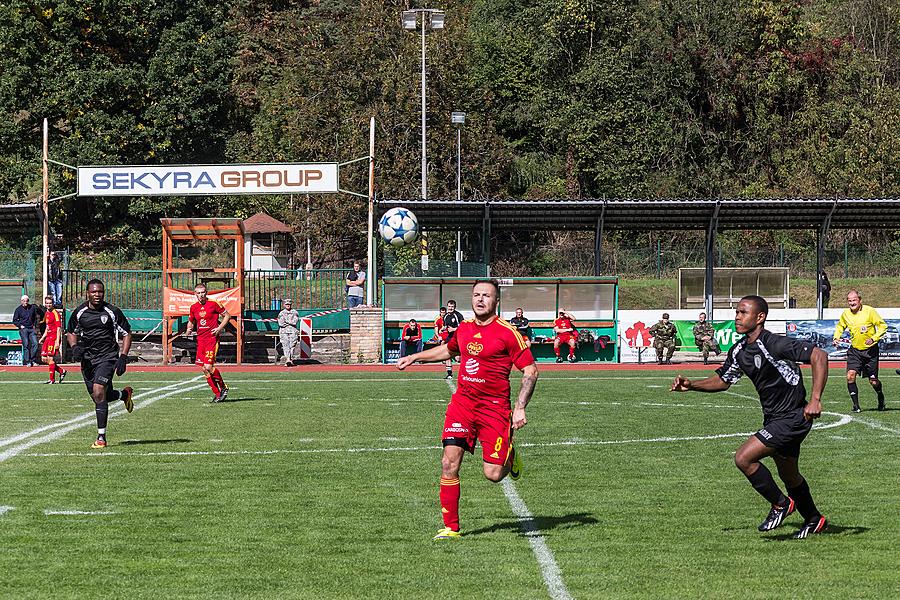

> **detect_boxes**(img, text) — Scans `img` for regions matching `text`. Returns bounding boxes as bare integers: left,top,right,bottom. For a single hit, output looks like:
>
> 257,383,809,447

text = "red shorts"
556,332,576,344
442,396,512,465
195,336,219,366
41,339,58,359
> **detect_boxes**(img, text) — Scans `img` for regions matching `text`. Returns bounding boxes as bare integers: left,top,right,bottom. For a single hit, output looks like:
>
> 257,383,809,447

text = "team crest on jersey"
100,314,108,324
199,310,207,317
466,342,484,355
754,355,762,369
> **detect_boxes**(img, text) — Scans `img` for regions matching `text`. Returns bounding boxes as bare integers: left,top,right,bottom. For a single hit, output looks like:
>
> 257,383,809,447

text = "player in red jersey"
184,283,232,402
38,295,67,384
553,309,578,363
397,280,539,540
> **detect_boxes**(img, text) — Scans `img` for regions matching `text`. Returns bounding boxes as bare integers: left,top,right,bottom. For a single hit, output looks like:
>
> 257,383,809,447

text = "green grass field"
0,367,898,599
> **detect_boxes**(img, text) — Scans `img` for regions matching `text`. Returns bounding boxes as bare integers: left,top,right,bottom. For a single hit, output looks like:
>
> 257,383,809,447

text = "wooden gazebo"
160,218,246,364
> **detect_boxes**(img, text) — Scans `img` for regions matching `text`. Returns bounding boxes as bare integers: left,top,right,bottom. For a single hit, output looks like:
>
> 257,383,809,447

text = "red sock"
569,348,575,358
48,363,56,382
206,376,220,396
554,346,561,357
55,363,64,374
439,477,461,531
212,368,226,390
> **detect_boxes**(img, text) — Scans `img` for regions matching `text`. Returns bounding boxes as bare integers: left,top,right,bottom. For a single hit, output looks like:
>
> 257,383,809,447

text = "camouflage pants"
696,339,720,360
654,339,675,361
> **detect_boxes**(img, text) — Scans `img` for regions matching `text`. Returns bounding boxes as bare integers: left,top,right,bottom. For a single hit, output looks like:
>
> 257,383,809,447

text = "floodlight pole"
41,118,49,298
452,111,466,277
367,116,376,306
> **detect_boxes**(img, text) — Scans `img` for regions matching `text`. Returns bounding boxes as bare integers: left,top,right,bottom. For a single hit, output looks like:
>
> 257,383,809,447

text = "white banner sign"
78,163,339,196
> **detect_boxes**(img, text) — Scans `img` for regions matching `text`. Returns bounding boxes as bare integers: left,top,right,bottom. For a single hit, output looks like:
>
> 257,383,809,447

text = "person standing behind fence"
278,298,300,366
13,294,40,367
48,251,63,307
346,260,366,308
819,271,831,309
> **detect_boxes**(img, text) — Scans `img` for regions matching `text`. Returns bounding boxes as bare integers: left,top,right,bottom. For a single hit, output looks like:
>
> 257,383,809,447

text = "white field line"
20,412,854,459
848,415,900,436
0,506,13,516
502,479,573,600
43,509,117,516
0,378,201,450
445,379,571,600
0,378,207,463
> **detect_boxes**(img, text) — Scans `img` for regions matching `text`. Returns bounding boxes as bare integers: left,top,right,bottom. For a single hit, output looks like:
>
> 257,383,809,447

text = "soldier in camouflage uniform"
649,312,677,364
692,312,721,365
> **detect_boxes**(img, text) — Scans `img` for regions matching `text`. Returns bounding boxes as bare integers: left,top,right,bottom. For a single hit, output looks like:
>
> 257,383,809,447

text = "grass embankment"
618,277,900,310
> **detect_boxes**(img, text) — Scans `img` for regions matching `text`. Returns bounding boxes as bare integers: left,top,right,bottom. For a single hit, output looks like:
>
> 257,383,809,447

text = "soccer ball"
379,207,419,247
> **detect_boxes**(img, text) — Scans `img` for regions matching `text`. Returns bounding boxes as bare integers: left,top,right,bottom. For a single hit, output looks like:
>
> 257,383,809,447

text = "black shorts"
82,359,117,392
847,345,879,378
754,407,813,458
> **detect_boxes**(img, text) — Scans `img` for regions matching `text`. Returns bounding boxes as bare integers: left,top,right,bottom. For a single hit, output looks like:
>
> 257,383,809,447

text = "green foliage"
2,0,900,271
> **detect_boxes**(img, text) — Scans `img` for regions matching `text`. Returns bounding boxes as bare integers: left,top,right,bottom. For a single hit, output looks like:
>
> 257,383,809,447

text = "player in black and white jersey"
671,295,829,539
66,279,134,449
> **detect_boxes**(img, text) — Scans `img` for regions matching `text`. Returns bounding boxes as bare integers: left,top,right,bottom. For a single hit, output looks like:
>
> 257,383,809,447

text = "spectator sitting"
400,318,423,358
13,294,41,367
509,307,532,348
431,306,448,343
553,309,578,363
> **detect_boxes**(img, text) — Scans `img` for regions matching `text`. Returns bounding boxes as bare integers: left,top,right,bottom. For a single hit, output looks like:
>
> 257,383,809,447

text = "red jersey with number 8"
447,317,534,406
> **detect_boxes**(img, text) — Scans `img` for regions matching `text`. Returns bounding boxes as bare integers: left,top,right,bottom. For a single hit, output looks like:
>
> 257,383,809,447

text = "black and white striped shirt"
716,329,815,420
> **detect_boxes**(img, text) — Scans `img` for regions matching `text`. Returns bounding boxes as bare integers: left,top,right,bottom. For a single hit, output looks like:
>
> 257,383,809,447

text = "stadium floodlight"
401,8,446,200
452,111,466,276
401,10,417,31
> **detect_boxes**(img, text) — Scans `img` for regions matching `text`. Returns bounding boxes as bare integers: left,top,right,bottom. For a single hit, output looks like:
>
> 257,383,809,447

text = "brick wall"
349,307,383,363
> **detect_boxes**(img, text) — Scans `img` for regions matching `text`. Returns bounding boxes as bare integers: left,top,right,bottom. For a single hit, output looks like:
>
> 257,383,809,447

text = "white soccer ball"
379,207,419,247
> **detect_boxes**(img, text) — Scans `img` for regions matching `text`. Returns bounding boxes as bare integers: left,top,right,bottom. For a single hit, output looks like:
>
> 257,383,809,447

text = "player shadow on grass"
464,512,599,537
215,396,261,403
120,438,192,446
759,524,870,541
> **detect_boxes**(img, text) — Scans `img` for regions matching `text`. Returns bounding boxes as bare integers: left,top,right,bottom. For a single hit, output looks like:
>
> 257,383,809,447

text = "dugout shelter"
381,277,618,363
377,197,900,320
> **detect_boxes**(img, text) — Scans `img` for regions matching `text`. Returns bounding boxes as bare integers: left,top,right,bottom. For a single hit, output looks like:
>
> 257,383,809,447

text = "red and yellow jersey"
554,317,575,333
44,308,62,339
447,317,534,406
190,300,226,340
435,316,448,341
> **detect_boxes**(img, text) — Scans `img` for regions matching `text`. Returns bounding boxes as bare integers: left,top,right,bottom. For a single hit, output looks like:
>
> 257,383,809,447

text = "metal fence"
383,255,489,277
600,241,900,279
63,269,349,311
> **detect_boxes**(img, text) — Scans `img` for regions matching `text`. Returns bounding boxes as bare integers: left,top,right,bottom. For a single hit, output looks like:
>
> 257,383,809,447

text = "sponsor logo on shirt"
461,375,487,384
465,358,480,375
466,342,483,356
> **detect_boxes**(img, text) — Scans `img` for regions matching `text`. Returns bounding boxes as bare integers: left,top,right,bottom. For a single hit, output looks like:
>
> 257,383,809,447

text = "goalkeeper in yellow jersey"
833,290,886,412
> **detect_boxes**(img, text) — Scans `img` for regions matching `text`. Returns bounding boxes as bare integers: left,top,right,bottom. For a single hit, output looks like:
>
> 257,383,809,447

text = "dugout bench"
381,277,619,364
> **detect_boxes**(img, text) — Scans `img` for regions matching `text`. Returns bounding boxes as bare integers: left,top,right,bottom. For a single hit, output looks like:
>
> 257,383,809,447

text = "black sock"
872,380,885,402
95,401,109,430
787,478,821,522
745,463,788,506
107,388,121,403
848,382,859,406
